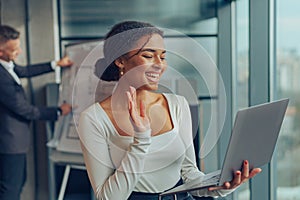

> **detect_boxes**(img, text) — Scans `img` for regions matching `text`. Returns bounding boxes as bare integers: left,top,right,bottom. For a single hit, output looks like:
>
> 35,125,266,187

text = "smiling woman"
77,20,260,200
115,34,167,92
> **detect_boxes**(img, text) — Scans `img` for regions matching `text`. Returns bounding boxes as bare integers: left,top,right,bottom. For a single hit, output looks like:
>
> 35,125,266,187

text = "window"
275,0,300,199
59,0,217,39
235,0,250,199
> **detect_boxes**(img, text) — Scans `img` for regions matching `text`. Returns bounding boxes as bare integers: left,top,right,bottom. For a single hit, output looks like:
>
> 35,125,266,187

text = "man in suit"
0,25,73,200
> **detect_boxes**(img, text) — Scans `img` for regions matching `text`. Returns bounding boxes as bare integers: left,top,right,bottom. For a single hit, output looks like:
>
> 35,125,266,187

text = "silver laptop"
161,98,289,196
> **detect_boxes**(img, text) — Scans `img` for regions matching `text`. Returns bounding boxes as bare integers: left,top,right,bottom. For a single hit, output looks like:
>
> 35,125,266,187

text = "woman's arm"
178,96,235,197
78,109,151,200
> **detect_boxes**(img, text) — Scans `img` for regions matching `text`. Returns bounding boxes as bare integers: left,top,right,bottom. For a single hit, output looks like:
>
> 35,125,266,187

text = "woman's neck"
112,83,158,107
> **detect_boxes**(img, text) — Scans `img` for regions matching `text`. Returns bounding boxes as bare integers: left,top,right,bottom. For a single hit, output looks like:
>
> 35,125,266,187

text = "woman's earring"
120,68,124,77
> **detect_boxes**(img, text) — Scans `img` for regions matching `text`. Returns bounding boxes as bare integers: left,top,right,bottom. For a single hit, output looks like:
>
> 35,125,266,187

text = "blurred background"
0,0,299,199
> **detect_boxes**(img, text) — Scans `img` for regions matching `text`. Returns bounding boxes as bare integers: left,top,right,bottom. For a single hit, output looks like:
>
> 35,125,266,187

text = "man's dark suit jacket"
0,62,59,154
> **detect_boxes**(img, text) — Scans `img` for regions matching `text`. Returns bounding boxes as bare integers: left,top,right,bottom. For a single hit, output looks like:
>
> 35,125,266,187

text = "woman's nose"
153,57,164,67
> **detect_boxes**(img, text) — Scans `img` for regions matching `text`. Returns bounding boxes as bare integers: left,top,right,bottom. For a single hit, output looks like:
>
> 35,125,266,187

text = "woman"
78,21,261,200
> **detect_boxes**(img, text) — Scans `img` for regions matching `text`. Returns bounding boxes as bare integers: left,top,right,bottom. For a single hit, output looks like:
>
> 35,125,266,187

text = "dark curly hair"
95,21,164,81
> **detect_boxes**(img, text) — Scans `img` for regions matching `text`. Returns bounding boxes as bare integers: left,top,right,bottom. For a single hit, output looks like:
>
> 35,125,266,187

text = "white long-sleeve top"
78,93,233,200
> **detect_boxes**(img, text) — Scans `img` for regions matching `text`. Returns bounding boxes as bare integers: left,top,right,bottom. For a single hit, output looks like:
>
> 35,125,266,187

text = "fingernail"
244,160,248,165
258,168,262,172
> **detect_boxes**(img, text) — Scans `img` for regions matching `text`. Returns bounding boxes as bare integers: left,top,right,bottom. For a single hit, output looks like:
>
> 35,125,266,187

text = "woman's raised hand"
126,86,150,133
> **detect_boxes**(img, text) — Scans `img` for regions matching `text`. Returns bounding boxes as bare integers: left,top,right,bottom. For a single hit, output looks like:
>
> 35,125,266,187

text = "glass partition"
235,0,250,199
59,0,217,38
275,0,300,199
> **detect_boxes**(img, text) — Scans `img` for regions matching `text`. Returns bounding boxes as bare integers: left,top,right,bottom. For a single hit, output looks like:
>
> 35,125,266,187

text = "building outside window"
275,0,300,199
234,0,250,199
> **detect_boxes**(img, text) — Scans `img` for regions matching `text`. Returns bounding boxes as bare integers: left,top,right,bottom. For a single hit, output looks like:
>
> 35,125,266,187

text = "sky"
236,0,300,54
277,0,300,53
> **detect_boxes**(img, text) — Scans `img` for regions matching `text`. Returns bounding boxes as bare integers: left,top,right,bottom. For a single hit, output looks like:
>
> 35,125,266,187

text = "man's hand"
56,55,73,67
59,102,72,116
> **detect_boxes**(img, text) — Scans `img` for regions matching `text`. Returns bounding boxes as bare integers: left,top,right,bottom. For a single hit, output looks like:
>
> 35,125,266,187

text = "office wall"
27,0,56,198
1,0,56,199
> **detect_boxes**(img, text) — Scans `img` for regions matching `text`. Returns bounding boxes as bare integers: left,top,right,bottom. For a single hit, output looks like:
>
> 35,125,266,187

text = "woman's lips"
145,72,160,83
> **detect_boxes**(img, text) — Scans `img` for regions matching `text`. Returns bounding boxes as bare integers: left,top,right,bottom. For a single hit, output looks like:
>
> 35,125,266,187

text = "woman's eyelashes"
142,54,166,61
142,54,153,59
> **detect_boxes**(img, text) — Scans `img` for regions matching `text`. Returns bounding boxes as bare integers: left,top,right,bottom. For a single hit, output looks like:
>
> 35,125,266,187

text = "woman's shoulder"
162,93,188,105
79,102,114,136
80,102,107,121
